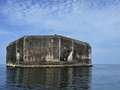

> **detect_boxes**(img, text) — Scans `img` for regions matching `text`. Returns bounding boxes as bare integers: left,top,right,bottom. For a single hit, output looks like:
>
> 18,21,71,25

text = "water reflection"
6,67,92,90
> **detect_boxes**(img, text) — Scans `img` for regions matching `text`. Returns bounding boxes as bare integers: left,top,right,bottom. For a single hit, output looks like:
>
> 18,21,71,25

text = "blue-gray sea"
0,64,120,90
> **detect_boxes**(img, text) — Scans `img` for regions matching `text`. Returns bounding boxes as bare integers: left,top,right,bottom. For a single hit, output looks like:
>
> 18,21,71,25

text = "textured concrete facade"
6,35,92,67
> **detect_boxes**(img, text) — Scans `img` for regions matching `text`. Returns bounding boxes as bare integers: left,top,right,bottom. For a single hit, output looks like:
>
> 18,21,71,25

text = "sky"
0,0,120,64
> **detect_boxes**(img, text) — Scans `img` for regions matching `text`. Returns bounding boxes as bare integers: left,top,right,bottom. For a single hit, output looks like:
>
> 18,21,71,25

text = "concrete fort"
6,35,92,67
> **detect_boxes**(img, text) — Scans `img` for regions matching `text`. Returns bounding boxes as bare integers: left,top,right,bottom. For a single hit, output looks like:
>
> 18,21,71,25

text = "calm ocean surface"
0,64,120,90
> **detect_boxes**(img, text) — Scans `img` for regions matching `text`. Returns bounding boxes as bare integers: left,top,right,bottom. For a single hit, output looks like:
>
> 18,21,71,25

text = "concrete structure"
6,35,92,67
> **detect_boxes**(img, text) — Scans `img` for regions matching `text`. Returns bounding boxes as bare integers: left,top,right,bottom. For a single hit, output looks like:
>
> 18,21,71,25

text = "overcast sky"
0,0,120,64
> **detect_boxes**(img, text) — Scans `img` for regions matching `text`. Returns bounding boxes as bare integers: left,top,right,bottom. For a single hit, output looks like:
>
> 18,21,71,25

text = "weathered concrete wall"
23,36,59,63
7,42,16,64
73,41,91,64
6,35,92,67
7,37,24,65
16,38,24,63
60,37,72,61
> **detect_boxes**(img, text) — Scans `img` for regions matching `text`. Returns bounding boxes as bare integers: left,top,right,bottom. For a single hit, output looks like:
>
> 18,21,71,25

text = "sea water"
0,64,120,90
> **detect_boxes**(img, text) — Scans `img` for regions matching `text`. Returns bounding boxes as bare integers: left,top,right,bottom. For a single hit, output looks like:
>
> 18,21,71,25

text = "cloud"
0,30,10,36
0,29,17,36
1,0,120,42
1,0,120,25
1,0,75,24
